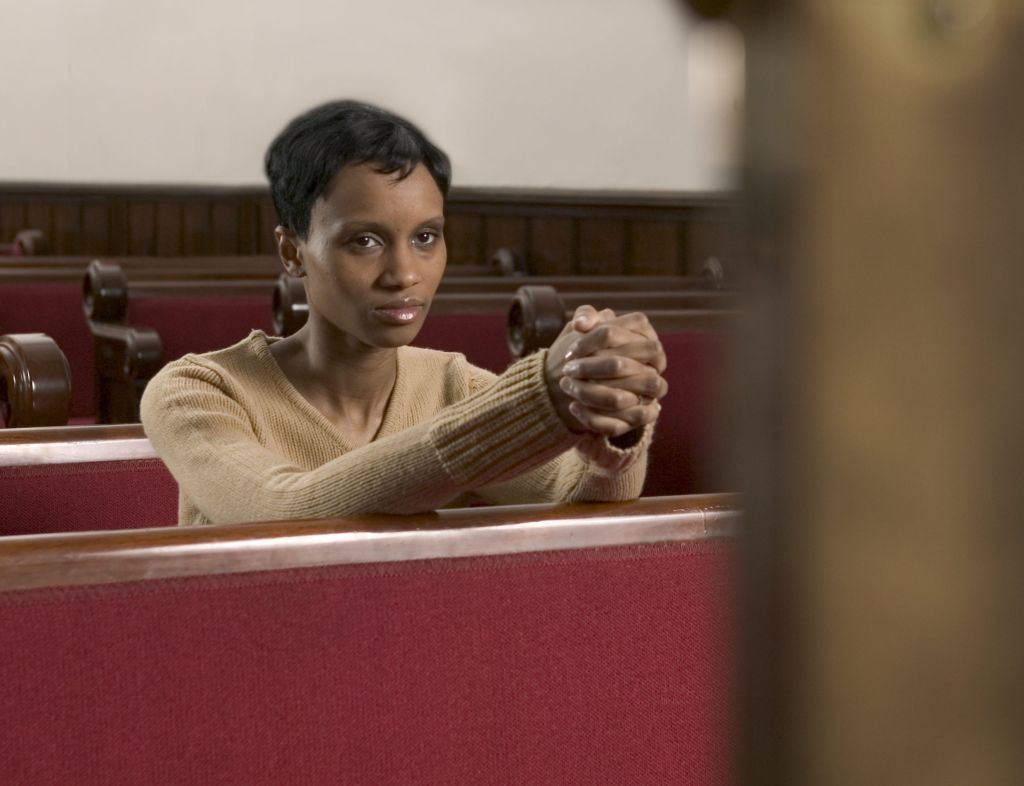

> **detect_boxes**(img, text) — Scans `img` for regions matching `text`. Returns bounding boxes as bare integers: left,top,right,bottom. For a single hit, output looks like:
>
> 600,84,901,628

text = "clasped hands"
544,305,668,439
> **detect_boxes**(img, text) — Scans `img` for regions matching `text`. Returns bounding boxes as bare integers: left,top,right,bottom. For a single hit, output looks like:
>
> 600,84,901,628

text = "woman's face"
296,162,446,350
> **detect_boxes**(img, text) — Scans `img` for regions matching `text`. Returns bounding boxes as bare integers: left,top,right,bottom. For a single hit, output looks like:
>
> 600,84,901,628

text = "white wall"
0,0,742,190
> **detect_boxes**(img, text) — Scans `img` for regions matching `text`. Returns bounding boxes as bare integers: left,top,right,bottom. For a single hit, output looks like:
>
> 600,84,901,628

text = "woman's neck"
269,324,399,438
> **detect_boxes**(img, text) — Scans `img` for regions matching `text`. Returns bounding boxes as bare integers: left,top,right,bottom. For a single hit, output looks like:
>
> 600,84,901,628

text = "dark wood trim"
0,423,145,446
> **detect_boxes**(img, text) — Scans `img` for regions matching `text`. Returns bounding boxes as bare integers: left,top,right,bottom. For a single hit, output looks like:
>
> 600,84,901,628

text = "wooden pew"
0,423,176,535
0,494,738,786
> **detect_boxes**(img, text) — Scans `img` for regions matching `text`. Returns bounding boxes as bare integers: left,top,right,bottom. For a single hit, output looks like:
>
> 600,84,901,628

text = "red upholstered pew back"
0,497,737,786
644,329,728,497
1,458,178,535
0,427,178,535
125,292,274,362
414,312,510,373
130,294,510,372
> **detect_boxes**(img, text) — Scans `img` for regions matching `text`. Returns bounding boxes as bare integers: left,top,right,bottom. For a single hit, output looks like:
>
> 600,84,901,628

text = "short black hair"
264,100,452,239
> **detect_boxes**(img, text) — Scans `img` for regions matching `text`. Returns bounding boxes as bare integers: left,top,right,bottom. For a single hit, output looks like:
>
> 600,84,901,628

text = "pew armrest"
85,320,163,424
0,333,72,428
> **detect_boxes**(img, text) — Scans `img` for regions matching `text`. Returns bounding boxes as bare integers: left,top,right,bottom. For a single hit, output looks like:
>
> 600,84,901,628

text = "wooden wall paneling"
237,196,259,255
442,212,483,265
257,196,278,254
24,199,53,241
182,200,211,255
0,185,737,266
578,218,627,275
683,215,729,277
155,200,183,256
628,220,681,275
50,200,82,255
80,198,112,255
0,199,26,241
108,196,129,255
126,201,157,255
527,218,576,275
481,216,528,266
210,201,242,254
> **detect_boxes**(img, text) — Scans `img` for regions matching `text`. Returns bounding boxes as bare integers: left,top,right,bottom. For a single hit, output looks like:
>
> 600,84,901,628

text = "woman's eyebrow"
330,215,445,237
335,220,390,235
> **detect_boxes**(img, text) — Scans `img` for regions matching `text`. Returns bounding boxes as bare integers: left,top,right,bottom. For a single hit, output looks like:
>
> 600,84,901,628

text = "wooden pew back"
0,495,738,786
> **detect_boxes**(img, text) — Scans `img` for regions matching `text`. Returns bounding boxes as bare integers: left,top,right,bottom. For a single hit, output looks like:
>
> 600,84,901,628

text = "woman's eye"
350,235,381,249
415,231,439,246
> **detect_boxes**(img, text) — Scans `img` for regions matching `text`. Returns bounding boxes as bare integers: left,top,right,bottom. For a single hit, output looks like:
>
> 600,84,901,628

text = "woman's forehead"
313,163,444,226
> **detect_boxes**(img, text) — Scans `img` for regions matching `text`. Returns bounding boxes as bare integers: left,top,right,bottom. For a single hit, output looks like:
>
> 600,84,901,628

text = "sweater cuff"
428,349,579,486
574,421,654,477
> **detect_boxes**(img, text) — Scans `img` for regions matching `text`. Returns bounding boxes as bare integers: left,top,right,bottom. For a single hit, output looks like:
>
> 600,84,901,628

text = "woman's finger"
570,305,617,334
568,400,661,437
565,317,661,362
560,374,668,411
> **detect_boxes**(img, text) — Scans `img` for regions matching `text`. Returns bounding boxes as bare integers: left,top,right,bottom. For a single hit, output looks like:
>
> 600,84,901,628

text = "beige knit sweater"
140,331,650,525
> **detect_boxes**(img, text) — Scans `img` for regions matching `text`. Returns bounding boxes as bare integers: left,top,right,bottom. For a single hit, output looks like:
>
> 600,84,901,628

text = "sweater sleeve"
459,363,652,506
141,350,586,523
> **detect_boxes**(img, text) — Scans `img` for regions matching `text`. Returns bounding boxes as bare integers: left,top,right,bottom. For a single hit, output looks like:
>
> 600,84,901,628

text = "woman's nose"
379,246,422,289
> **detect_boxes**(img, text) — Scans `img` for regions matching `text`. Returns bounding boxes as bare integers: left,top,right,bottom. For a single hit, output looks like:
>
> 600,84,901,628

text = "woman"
141,100,668,525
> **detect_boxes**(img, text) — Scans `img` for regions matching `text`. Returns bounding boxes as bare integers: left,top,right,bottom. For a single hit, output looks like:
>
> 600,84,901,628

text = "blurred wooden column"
728,0,1024,784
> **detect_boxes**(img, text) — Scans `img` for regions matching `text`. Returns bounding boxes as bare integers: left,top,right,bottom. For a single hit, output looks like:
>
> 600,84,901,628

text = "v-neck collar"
247,330,407,450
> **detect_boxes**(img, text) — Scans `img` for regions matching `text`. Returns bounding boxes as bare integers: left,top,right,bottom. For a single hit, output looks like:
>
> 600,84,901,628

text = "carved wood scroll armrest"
0,333,72,428
82,260,163,423
507,285,567,358
86,320,163,424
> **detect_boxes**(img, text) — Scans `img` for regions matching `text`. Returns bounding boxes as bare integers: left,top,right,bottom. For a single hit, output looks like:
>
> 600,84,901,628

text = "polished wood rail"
0,423,151,465
0,493,739,591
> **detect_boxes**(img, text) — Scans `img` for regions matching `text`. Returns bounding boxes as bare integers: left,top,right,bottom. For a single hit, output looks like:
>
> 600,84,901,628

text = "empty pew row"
0,493,737,785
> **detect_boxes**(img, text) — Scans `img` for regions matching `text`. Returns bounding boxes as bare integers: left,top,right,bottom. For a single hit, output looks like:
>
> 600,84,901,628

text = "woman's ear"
275,226,306,278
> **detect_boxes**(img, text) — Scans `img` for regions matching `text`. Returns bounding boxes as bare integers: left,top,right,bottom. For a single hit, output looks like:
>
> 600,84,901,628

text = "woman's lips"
373,300,424,325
